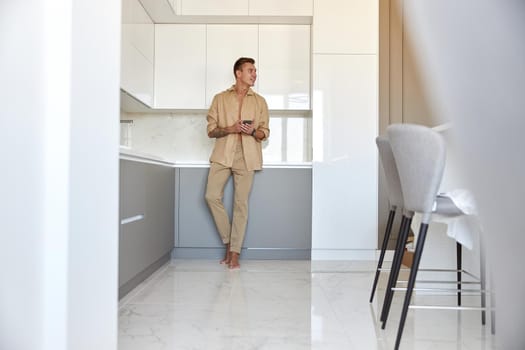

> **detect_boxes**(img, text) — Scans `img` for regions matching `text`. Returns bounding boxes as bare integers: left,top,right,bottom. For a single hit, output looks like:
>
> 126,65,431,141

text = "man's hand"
208,121,243,138
240,120,255,135
209,120,257,138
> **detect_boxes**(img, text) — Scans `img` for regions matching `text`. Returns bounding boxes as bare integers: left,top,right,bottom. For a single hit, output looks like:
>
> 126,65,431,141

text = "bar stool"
374,136,463,327
376,132,480,330
387,123,488,349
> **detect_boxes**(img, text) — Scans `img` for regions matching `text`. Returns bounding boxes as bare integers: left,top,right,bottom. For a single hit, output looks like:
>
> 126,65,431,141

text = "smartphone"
242,120,253,124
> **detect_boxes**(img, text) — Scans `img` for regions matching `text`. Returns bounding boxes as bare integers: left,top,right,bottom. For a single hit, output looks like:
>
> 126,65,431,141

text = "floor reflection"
118,259,496,350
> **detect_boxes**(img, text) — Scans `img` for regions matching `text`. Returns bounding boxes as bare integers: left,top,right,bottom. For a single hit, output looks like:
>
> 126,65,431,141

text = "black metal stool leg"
394,223,429,350
381,216,412,328
490,283,496,334
370,208,396,303
479,234,487,325
457,242,462,306
379,215,407,323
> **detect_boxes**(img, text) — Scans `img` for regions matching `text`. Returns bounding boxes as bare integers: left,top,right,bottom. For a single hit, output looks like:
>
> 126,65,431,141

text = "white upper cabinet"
313,0,378,54
154,24,206,109
122,0,154,62
121,0,154,105
154,24,311,110
206,25,258,107
249,0,313,16
181,0,249,16
258,25,311,110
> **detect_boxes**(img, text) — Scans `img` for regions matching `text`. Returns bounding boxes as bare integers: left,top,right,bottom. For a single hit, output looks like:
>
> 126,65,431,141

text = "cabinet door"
249,0,313,16
258,25,311,110
205,25,259,107
243,168,312,249
181,0,249,15
154,24,206,109
121,0,154,105
119,160,175,288
121,43,155,106
177,168,229,248
313,0,378,54
312,54,378,253
122,0,154,62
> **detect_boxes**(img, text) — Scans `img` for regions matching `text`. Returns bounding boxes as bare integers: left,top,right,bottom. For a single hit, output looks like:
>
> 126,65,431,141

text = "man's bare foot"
220,244,231,265
229,252,240,270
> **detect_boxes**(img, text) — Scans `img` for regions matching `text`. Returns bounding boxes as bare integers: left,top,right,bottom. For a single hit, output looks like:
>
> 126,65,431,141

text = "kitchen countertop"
119,146,312,168
119,146,175,166
173,161,312,169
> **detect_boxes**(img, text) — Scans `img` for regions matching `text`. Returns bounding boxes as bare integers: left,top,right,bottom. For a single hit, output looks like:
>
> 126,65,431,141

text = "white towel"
441,189,478,215
432,189,482,250
412,189,482,250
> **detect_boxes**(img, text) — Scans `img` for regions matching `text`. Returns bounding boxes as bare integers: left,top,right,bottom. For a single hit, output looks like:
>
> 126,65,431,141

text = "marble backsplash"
120,111,312,164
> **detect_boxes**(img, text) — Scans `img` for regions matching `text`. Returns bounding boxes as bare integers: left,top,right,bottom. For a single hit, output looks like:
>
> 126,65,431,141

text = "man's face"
237,62,257,87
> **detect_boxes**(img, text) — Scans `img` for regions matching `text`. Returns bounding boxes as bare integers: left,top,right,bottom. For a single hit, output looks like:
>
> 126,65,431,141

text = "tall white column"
311,0,379,259
67,0,120,349
0,1,120,349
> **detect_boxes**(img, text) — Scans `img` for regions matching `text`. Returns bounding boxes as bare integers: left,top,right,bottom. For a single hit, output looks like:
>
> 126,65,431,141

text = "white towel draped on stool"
431,189,482,250
435,188,478,215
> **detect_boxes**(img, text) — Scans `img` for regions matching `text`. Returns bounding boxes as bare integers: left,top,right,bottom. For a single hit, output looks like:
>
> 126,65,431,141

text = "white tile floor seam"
118,259,498,350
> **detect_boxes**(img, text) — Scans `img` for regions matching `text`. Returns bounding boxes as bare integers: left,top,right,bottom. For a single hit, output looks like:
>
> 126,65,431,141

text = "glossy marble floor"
118,259,497,350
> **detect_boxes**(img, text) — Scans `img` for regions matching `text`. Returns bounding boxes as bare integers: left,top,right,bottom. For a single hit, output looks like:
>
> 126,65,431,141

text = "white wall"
311,0,379,259
400,0,525,348
377,0,448,250
0,1,120,349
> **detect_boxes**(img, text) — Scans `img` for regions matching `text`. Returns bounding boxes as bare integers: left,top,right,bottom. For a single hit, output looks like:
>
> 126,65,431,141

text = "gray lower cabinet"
119,159,175,298
174,167,312,259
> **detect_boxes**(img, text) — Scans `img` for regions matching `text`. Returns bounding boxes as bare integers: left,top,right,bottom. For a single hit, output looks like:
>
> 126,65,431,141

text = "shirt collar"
227,85,254,96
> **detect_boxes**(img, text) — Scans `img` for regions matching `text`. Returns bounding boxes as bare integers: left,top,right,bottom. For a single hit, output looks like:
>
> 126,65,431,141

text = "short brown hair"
233,57,255,78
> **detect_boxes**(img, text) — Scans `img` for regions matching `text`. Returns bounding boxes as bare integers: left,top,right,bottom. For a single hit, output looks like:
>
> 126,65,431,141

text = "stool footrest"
409,305,488,311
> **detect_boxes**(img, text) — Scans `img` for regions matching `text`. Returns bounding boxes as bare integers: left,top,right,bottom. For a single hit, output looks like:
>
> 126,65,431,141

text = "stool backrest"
387,124,446,218
376,136,404,208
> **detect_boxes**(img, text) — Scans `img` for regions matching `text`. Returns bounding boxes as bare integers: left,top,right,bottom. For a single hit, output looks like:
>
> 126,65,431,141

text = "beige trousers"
205,143,254,253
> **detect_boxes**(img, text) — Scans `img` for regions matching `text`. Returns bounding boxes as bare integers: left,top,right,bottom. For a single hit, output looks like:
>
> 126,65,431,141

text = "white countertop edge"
263,163,312,169
119,147,312,168
173,162,312,169
119,147,175,166
118,156,311,169
173,162,210,168
120,154,175,167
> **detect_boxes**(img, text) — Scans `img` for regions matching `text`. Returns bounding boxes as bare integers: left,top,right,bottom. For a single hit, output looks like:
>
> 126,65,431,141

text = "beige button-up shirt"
207,86,270,171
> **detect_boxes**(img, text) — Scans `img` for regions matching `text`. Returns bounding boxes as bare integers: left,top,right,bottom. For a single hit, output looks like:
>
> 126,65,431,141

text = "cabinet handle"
121,214,144,225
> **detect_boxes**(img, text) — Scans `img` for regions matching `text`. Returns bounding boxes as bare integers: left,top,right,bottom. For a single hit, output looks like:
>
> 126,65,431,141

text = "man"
205,57,270,270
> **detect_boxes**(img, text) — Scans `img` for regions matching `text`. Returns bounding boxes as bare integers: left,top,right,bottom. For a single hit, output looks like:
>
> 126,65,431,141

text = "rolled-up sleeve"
206,95,219,136
256,97,270,142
